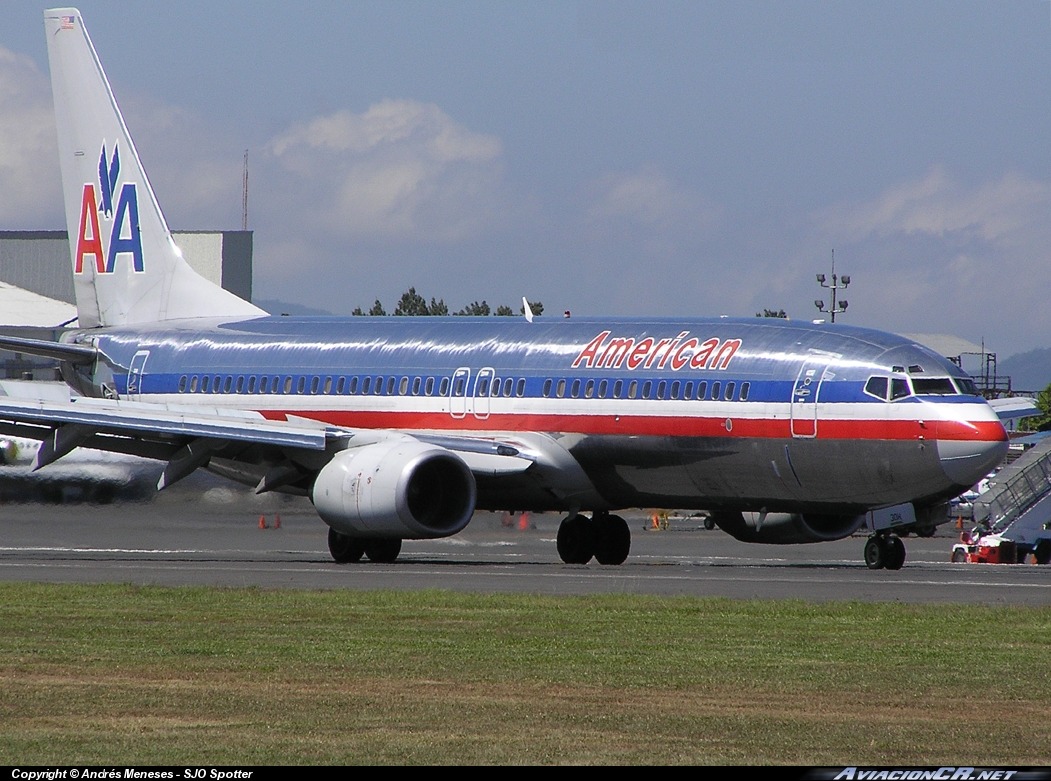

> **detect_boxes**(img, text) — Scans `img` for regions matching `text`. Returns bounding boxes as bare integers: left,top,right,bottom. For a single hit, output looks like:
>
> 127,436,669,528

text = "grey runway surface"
1,481,1049,604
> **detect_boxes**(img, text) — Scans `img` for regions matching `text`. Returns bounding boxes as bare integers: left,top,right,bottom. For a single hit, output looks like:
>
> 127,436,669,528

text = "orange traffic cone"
258,515,267,529
274,514,281,529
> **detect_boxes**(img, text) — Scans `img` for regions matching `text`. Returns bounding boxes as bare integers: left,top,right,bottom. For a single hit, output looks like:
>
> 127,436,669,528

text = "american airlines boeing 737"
0,9,1008,570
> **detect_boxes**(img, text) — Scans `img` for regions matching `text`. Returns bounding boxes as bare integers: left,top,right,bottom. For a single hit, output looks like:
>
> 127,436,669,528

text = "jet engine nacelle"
312,439,476,538
712,510,864,544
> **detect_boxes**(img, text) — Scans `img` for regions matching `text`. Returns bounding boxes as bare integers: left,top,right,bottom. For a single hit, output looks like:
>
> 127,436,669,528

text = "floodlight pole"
815,249,850,323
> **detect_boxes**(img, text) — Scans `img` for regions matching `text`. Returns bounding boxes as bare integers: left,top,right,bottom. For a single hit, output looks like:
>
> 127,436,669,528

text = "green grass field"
0,583,1048,764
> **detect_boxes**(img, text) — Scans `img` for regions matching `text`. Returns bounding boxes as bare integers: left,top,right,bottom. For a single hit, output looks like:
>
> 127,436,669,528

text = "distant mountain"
999,348,1051,393
254,299,337,317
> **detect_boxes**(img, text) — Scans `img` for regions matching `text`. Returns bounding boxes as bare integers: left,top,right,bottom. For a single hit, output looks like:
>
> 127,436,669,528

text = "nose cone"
937,411,1009,487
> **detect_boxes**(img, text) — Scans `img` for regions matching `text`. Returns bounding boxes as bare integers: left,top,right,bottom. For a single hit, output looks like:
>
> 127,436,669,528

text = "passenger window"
697,381,707,400
336,377,345,394
556,379,566,398
891,378,911,400
657,380,667,400
684,381,693,399
224,376,233,394
711,381,721,400
725,381,735,401
324,377,333,394
642,381,652,399
386,377,396,395
571,379,580,398
598,379,608,398
374,376,384,395
399,376,408,395
614,379,623,398
189,375,198,393
628,380,638,399
426,377,436,396
864,376,889,401
740,382,750,401
348,376,358,394
214,376,222,393
478,377,489,396
412,377,421,395
454,377,465,397
439,377,450,396
236,376,245,394
270,377,280,394
310,376,320,394
362,376,372,394
297,376,306,394
670,380,680,399
516,378,525,397
504,378,513,397
178,375,187,393
247,376,257,394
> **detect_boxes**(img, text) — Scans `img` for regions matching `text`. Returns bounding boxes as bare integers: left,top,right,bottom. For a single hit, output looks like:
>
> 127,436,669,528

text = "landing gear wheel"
593,514,631,565
864,536,885,570
703,515,716,531
364,538,402,563
557,514,594,564
884,535,906,570
1035,539,1051,565
328,528,365,563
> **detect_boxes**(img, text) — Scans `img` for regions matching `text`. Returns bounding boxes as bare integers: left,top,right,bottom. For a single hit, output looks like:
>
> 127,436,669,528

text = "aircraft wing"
0,395,533,488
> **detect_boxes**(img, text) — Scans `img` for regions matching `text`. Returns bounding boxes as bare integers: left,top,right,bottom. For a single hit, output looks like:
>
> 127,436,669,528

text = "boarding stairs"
972,435,1051,549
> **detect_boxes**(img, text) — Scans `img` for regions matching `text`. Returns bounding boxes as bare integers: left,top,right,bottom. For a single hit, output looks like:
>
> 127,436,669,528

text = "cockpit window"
954,378,981,396
864,376,889,401
911,378,956,395
890,378,911,400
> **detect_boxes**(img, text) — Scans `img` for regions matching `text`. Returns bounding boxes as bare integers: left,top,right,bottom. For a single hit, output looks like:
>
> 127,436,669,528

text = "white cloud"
265,99,505,242
587,167,722,236
0,47,61,227
817,166,1051,245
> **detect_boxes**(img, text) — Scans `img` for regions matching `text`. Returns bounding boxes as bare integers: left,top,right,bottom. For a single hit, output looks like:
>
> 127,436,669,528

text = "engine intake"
312,439,476,538
712,510,864,544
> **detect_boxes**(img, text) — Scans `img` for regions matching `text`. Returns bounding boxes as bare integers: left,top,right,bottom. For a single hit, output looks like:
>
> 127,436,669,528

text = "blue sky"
2,1,1050,356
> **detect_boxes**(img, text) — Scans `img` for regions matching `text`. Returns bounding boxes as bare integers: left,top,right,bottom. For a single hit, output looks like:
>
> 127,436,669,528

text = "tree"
368,299,387,316
756,309,787,318
351,306,364,316
1021,382,1051,432
393,287,429,316
521,300,543,317
494,304,515,316
456,301,491,316
428,297,449,316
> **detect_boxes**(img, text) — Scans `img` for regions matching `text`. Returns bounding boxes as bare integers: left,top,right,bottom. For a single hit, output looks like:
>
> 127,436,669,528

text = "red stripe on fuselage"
256,409,1007,442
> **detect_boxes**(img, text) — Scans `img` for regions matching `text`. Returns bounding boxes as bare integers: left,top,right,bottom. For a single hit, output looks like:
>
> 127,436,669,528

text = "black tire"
703,516,716,530
884,535,906,570
328,527,365,563
364,537,402,563
594,514,631,565
556,514,594,564
864,536,885,570
1035,539,1051,566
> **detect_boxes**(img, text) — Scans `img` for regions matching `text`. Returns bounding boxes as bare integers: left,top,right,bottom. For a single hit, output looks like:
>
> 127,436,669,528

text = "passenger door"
790,356,832,438
126,350,150,401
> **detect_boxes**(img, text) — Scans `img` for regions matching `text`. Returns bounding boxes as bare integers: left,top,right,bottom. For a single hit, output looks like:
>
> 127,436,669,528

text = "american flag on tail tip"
61,16,75,30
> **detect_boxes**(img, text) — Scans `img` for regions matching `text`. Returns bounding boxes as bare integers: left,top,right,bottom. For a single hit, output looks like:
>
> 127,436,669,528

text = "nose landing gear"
864,533,906,570
556,512,631,565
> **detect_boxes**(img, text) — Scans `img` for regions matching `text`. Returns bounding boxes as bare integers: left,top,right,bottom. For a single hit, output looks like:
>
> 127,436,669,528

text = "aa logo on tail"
75,142,144,274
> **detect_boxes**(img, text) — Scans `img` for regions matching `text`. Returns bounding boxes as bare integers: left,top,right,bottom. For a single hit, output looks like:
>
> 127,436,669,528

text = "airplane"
0,8,1008,571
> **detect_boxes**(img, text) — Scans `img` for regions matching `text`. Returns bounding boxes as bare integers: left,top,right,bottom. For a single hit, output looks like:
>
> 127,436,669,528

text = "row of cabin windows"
176,373,528,398
542,377,750,402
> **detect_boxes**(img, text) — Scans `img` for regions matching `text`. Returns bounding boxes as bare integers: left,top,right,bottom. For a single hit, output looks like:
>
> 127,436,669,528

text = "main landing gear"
556,512,631,565
864,533,906,571
328,528,402,564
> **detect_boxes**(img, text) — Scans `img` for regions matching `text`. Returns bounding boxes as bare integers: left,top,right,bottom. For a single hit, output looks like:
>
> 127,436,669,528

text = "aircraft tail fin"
44,8,265,328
